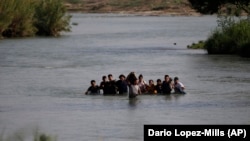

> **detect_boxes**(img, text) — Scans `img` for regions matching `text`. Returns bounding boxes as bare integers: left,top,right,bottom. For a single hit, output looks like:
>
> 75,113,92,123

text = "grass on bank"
0,0,71,38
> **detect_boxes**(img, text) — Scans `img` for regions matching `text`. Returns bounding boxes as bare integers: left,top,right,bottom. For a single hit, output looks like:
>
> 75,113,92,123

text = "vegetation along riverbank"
188,0,250,57
0,0,71,38
1,0,249,57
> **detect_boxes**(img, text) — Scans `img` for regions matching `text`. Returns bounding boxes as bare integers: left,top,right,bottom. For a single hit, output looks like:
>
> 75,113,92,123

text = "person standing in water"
174,77,186,94
138,74,147,94
107,74,117,94
128,78,141,98
162,75,173,94
155,79,162,94
146,79,156,94
85,80,100,95
116,74,128,94
127,72,141,98
100,75,109,95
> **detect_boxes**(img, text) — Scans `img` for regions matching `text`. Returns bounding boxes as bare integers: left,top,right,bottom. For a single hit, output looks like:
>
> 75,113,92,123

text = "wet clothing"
86,85,100,94
107,80,117,94
116,80,128,94
162,81,172,94
128,84,140,98
146,85,156,94
100,81,109,94
174,82,186,94
155,84,162,94
138,80,147,93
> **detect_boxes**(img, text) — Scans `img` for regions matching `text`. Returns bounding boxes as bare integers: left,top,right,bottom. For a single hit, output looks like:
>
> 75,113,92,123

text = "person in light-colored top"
128,78,141,98
138,74,147,93
174,77,186,94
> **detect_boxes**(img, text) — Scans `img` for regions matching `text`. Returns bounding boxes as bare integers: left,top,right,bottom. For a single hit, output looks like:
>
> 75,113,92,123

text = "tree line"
0,0,71,38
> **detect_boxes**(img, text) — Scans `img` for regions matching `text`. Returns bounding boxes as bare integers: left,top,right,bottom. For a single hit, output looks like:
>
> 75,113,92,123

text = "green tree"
188,0,250,15
188,0,250,57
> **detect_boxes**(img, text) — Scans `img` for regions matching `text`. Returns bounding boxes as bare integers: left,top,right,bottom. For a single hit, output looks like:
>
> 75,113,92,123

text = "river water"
0,14,250,141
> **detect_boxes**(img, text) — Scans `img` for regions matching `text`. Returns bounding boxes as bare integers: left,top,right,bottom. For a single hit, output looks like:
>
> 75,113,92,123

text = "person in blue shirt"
107,74,117,94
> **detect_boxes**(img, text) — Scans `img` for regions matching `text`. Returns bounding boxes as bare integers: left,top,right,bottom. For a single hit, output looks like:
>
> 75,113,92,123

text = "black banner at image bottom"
144,125,250,141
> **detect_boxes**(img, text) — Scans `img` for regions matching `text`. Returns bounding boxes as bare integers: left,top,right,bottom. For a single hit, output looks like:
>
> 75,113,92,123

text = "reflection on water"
0,14,250,141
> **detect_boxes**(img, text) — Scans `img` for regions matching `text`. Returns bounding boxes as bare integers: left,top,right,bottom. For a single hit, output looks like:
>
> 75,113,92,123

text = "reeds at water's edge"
0,0,71,38
0,127,57,141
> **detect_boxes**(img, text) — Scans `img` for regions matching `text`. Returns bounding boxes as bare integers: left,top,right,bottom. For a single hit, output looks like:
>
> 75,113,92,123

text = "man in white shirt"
174,77,186,94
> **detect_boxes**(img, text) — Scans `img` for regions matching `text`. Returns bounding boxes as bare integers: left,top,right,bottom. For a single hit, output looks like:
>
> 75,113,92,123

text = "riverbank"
64,0,201,16
1,14,250,141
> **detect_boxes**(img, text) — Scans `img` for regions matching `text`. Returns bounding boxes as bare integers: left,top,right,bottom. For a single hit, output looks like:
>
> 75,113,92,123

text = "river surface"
0,14,250,141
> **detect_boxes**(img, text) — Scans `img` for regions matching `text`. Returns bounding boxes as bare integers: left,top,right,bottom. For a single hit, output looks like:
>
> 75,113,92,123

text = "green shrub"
0,0,71,38
34,131,57,141
204,16,250,57
34,0,71,36
0,0,15,37
0,0,37,37
2,0,37,37
187,40,205,49
0,129,57,141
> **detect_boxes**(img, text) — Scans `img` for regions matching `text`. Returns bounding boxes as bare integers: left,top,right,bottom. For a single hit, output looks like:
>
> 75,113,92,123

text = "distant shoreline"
64,0,203,17
66,10,203,16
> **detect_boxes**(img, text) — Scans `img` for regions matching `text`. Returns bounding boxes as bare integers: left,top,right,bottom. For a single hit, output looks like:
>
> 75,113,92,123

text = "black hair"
174,77,179,81
165,75,169,78
139,74,143,78
119,74,125,79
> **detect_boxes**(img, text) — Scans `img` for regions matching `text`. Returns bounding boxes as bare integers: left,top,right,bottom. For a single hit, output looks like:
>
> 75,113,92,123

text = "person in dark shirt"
85,80,100,95
100,75,109,95
116,74,128,94
155,79,162,94
107,74,117,94
162,75,173,94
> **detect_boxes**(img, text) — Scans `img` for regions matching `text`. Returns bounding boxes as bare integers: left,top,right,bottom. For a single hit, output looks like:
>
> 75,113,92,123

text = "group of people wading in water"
85,72,186,98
